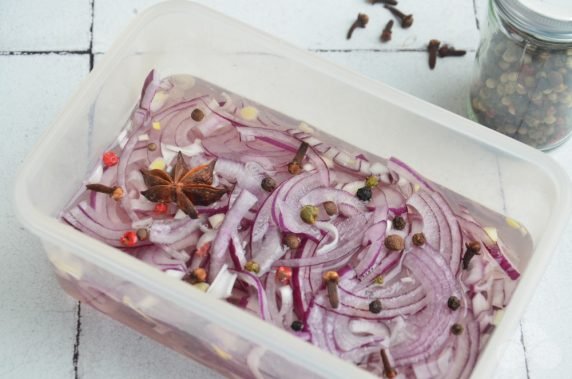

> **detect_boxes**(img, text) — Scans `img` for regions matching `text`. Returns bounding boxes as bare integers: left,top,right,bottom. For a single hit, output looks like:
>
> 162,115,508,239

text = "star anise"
140,152,228,219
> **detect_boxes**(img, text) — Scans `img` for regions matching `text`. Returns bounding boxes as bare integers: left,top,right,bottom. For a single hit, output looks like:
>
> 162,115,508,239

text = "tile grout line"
72,2,94,379
472,0,481,30
520,323,532,379
495,157,531,379
72,302,82,379
89,0,95,70
310,48,477,53
0,50,90,56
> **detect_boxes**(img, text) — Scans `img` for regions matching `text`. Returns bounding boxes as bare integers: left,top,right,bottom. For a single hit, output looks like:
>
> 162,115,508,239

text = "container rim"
13,1,572,378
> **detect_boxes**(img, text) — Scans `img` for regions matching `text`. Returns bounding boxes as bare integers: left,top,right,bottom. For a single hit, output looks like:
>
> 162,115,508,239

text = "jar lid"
495,0,572,44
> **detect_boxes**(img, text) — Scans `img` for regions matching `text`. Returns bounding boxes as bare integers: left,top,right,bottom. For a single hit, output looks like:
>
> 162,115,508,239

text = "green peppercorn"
356,186,372,202
291,320,304,331
369,299,383,314
245,260,260,274
447,296,461,311
374,275,384,285
300,205,319,224
451,323,464,335
365,176,379,188
392,216,406,230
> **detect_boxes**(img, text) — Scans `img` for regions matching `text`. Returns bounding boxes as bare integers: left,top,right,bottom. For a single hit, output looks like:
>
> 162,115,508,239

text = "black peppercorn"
451,323,464,335
369,299,383,314
356,186,372,202
261,176,276,192
291,320,303,331
392,216,406,230
412,233,426,246
447,296,461,311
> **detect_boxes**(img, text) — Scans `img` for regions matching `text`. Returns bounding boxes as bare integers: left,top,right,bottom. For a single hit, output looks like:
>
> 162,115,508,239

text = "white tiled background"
1,0,570,378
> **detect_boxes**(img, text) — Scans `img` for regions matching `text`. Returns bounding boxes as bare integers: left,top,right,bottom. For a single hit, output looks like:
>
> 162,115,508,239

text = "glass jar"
469,0,572,150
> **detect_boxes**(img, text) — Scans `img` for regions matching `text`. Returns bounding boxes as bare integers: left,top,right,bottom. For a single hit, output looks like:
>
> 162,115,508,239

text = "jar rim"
494,0,572,44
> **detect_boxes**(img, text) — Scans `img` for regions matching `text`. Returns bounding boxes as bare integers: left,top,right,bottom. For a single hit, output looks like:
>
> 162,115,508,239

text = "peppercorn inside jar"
468,0,572,150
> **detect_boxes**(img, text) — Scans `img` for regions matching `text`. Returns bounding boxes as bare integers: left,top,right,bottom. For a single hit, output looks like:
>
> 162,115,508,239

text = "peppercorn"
451,323,464,335
154,203,169,214
136,228,149,241
287,161,303,175
185,268,207,284
356,186,372,202
369,299,383,314
261,176,277,192
147,142,157,151
365,175,379,188
384,235,405,251
412,233,426,246
283,233,301,249
244,260,260,274
374,275,384,285
447,296,461,311
191,108,205,122
300,205,319,225
323,201,338,216
120,231,138,247
102,151,119,167
276,266,292,285
392,216,406,230
291,320,304,331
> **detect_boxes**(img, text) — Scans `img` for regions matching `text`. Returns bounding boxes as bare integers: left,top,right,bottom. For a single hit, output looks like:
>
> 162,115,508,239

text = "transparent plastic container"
13,1,572,378
469,0,572,150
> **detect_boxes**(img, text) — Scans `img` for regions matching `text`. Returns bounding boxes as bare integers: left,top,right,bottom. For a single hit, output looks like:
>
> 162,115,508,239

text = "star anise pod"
140,152,228,219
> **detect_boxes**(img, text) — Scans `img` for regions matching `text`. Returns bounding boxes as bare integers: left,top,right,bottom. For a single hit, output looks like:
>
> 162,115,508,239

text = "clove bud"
384,5,413,28
86,183,124,201
323,271,340,308
428,39,441,70
347,13,369,40
380,20,394,43
438,45,467,57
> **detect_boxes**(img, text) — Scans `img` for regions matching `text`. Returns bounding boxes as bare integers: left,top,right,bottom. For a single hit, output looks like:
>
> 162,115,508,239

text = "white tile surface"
0,0,92,51
79,306,221,379
2,0,572,379
0,54,89,378
93,0,480,53
316,51,477,117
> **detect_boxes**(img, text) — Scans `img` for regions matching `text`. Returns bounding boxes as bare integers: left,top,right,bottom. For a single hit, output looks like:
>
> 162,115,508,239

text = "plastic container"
468,0,572,150
13,1,572,378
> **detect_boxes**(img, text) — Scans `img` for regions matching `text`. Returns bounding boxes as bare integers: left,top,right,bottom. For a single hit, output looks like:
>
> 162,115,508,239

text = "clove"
380,20,394,43
384,5,413,28
428,39,441,70
323,271,340,308
439,44,467,57
287,142,309,175
462,241,481,270
347,13,369,40
369,0,398,6
86,183,124,201
380,349,398,378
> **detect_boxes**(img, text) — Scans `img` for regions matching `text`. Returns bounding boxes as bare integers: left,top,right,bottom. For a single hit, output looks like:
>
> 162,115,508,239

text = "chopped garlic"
369,162,389,175
298,122,314,134
484,226,499,242
413,184,420,192
152,121,161,130
240,106,258,121
138,133,150,142
401,277,414,283
209,214,225,229
149,157,166,171
174,209,187,219
493,309,505,325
